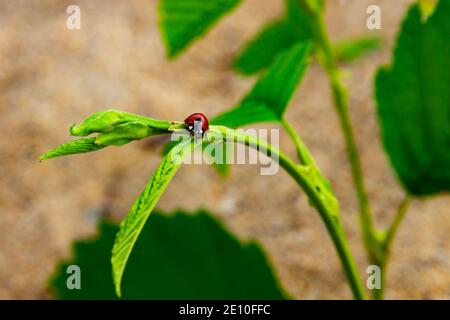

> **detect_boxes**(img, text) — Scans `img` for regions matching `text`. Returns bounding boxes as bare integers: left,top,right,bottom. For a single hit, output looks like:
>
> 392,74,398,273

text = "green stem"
281,119,314,165
298,0,382,265
210,126,367,300
384,196,411,249
297,2,415,300
372,195,411,300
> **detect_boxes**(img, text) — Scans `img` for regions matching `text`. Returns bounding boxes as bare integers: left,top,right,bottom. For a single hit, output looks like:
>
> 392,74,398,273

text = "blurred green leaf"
234,20,300,75
375,0,450,195
234,0,312,74
300,0,324,13
40,138,105,161
214,42,312,128
158,0,242,58
285,0,314,38
50,210,287,299
212,102,280,129
334,36,382,63
111,139,192,296
234,0,379,75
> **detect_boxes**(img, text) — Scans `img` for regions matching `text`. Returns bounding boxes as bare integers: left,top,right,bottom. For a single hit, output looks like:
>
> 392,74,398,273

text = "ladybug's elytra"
184,113,209,138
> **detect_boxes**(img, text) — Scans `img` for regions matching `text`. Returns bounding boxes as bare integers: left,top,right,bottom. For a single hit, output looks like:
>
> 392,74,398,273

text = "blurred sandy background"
0,0,448,299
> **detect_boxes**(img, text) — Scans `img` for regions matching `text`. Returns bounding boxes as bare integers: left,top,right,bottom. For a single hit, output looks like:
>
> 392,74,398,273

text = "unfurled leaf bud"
70,109,173,136
95,122,167,146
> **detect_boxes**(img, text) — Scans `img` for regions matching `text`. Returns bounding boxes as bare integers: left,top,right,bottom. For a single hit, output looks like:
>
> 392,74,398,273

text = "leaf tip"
166,49,179,60
112,257,123,298
69,123,78,136
39,152,50,162
115,284,122,298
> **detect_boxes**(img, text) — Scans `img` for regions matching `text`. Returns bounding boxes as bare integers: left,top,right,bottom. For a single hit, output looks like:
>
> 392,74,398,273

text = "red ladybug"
184,113,209,138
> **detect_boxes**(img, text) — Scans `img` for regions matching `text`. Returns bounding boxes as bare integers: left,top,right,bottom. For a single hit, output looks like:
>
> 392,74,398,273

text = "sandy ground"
0,0,448,299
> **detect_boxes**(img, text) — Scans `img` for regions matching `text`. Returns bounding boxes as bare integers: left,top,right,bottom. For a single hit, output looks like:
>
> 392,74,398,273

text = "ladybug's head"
184,113,209,137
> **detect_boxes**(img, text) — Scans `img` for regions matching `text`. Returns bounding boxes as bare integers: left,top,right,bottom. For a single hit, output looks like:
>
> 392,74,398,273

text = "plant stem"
372,195,411,300
276,146,367,300
295,0,415,300
298,0,383,265
384,196,411,249
281,119,314,165
210,126,367,300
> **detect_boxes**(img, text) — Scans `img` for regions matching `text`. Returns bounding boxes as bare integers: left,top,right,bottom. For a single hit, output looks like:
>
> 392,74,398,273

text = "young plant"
41,41,366,299
42,0,449,300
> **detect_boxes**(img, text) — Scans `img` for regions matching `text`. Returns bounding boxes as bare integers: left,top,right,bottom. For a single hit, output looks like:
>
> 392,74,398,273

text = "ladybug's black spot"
195,117,201,121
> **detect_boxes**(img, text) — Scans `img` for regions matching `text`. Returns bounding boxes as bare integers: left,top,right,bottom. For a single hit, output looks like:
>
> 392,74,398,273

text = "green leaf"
39,138,105,161
213,42,312,128
49,210,287,299
234,0,378,75
40,110,181,161
158,0,242,58
95,122,167,146
334,36,382,63
285,0,314,38
375,0,450,195
111,139,192,297
233,0,312,74
212,102,280,128
70,109,173,137
234,20,300,75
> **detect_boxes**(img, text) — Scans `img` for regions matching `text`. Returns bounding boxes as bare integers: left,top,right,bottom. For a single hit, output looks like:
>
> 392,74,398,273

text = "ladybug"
184,113,209,138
